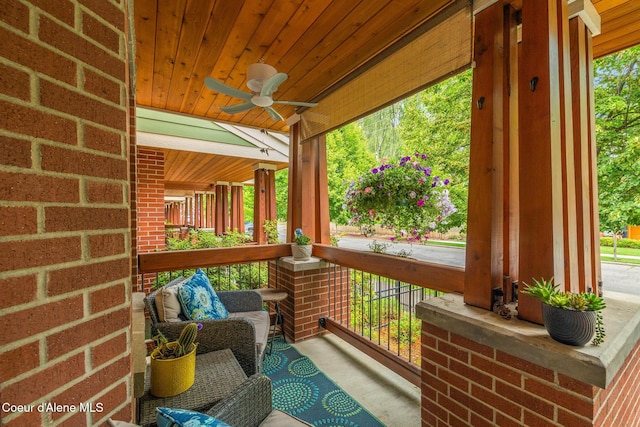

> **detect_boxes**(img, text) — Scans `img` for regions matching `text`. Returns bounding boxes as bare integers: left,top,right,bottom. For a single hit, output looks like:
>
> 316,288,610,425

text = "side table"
255,288,288,353
137,349,246,426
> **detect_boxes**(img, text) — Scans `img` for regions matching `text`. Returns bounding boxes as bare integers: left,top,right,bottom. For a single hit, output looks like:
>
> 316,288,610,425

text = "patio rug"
263,338,386,427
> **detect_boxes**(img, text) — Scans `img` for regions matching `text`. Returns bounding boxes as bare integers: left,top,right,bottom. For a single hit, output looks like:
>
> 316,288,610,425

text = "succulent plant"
152,323,201,359
521,277,606,346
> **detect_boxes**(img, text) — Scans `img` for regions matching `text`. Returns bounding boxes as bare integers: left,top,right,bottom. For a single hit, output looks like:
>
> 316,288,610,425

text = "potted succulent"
291,228,312,261
150,322,201,397
521,278,606,346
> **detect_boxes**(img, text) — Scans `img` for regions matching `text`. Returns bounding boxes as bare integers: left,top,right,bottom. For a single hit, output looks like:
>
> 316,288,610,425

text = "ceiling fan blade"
205,77,252,101
220,102,255,114
264,106,283,121
260,73,288,97
273,100,319,108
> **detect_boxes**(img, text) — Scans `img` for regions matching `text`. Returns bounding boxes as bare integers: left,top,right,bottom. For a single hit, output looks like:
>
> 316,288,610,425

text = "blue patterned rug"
263,338,386,427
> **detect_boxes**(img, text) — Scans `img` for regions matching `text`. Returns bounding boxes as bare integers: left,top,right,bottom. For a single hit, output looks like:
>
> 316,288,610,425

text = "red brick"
557,374,597,398
495,380,554,420
0,62,30,101
438,393,469,422
496,350,555,382
0,274,37,309
524,377,594,418
0,236,81,272
424,347,448,368
91,333,127,367
38,16,125,81
424,395,448,424
1,295,83,344
471,384,521,420
82,11,120,53
470,413,495,427
0,341,40,383
47,308,129,359
557,408,592,427
89,233,126,258
424,323,448,340
84,124,122,155
78,0,125,31
440,368,469,393
47,258,130,296
44,206,129,233
495,412,522,427
87,180,124,204
0,171,80,202
90,282,126,314
0,206,37,236
0,0,29,33
84,68,121,104
2,410,43,427
471,353,521,386
450,359,492,389
91,381,128,425
40,79,126,130
524,409,558,427
31,0,75,26
50,356,129,410
0,136,32,168
450,333,494,358
0,100,77,145
1,353,85,407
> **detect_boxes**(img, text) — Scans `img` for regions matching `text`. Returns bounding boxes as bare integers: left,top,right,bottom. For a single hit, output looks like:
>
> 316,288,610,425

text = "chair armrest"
218,290,263,312
153,319,258,376
206,374,272,427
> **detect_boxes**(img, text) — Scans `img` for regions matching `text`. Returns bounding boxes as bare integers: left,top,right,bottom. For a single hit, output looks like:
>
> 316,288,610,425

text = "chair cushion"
178,269,229,320
229,310,270,355
156,407,230,427
259,409,312,427
155,278,187,322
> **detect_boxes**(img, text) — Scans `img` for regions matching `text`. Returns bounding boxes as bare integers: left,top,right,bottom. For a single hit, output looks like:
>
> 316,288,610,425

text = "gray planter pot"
291,244,312,261
542,303,596,346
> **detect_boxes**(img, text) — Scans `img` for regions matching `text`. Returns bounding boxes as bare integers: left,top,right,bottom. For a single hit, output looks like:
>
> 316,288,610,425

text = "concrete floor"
293,333,421,427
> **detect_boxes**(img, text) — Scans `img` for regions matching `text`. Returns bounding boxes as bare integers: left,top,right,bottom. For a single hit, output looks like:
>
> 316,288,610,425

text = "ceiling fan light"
247,63,277,92
251,95,274,107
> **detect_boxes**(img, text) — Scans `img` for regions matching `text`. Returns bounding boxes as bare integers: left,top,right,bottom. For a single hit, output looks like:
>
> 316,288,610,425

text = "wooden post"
230,183,245,233
214,183,229,236
253,164,276,244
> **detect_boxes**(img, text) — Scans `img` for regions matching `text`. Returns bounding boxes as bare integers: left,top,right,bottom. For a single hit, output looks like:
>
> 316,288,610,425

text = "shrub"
600,237,640,249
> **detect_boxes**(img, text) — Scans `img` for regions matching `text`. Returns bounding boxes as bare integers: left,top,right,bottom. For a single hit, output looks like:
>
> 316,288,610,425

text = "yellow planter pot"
150,342,197,397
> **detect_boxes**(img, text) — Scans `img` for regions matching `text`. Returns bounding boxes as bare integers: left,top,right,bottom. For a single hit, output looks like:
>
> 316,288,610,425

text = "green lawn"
599,246,640,257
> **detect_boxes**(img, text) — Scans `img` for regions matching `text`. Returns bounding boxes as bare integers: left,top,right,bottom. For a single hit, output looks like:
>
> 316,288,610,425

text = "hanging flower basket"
343,154,456,242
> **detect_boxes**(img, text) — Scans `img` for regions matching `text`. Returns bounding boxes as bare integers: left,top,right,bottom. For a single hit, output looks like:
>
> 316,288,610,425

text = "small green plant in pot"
150,323,202,397
521,278,606,346
292,228,312,261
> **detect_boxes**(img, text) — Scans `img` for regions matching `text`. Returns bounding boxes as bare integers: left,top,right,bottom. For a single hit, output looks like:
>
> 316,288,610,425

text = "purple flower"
197,323,204,330
417,199,425,207
444,179,450,185
372,168,379,174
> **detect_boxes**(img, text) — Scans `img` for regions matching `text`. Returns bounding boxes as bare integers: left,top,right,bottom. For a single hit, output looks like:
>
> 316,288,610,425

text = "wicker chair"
207,374,313,427
144,278,270,376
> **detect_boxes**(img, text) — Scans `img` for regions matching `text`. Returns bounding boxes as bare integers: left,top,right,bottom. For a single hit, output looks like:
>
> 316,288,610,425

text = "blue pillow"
156,407,230,427
178,269,229,320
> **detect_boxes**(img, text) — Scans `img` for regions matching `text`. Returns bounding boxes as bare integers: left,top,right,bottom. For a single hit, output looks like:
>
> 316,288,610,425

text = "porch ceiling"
134,0,640,133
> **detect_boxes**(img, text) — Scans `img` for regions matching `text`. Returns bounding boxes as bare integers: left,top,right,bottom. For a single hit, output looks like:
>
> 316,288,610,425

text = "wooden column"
214,183,229,236
230,183,245,233
253,164,276,244
465,0,601,322
287,120,331,244
206,193,214,229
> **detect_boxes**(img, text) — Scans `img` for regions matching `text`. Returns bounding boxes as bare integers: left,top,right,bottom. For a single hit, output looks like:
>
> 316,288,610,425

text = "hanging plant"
343,154,456,242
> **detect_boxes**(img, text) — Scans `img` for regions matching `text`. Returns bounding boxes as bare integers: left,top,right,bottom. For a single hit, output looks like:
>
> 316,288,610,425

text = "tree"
326,123,377,225
595,46,640,256
397,70,472,230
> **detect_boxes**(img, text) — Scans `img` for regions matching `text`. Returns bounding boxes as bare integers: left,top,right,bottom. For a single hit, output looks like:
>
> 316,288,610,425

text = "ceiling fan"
205,62,318,121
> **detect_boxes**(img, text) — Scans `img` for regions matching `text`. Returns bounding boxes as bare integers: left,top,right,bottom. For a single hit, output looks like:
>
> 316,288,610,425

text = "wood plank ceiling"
134,0,639,133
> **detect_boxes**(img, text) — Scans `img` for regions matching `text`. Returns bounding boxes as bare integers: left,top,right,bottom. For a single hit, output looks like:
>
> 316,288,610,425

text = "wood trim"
323,318,420,387
300,138,317,239
254,168,266,244
316,135,331,245
138,244,292,273
287,122,302,243
314,245,464,294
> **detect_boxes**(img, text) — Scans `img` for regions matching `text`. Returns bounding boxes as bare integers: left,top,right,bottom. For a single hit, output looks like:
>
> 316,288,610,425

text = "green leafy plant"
368,240,391,254
521,277,606,345
294,228,311,245
343,154,456,241
263,219,280,244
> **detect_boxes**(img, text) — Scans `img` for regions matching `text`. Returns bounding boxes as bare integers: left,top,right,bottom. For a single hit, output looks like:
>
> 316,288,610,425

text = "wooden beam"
316,135,331,244
138,244,292,273
287,122,302,243
314,245,464,294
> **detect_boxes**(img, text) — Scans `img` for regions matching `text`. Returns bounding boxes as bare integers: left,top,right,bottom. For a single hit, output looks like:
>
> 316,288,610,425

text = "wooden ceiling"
134,0,639,133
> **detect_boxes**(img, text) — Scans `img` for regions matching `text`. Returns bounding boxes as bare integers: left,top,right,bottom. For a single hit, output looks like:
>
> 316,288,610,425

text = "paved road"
336,236,640,296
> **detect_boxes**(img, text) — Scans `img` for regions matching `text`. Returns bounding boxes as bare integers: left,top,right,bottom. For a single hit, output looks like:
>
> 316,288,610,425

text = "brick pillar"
136,147,165,292
269,257,331,342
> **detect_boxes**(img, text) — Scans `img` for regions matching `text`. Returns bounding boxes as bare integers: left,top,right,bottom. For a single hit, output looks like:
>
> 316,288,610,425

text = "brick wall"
0,1,133,425
136,147,165,292
271,259,331,341
421,323,640,427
